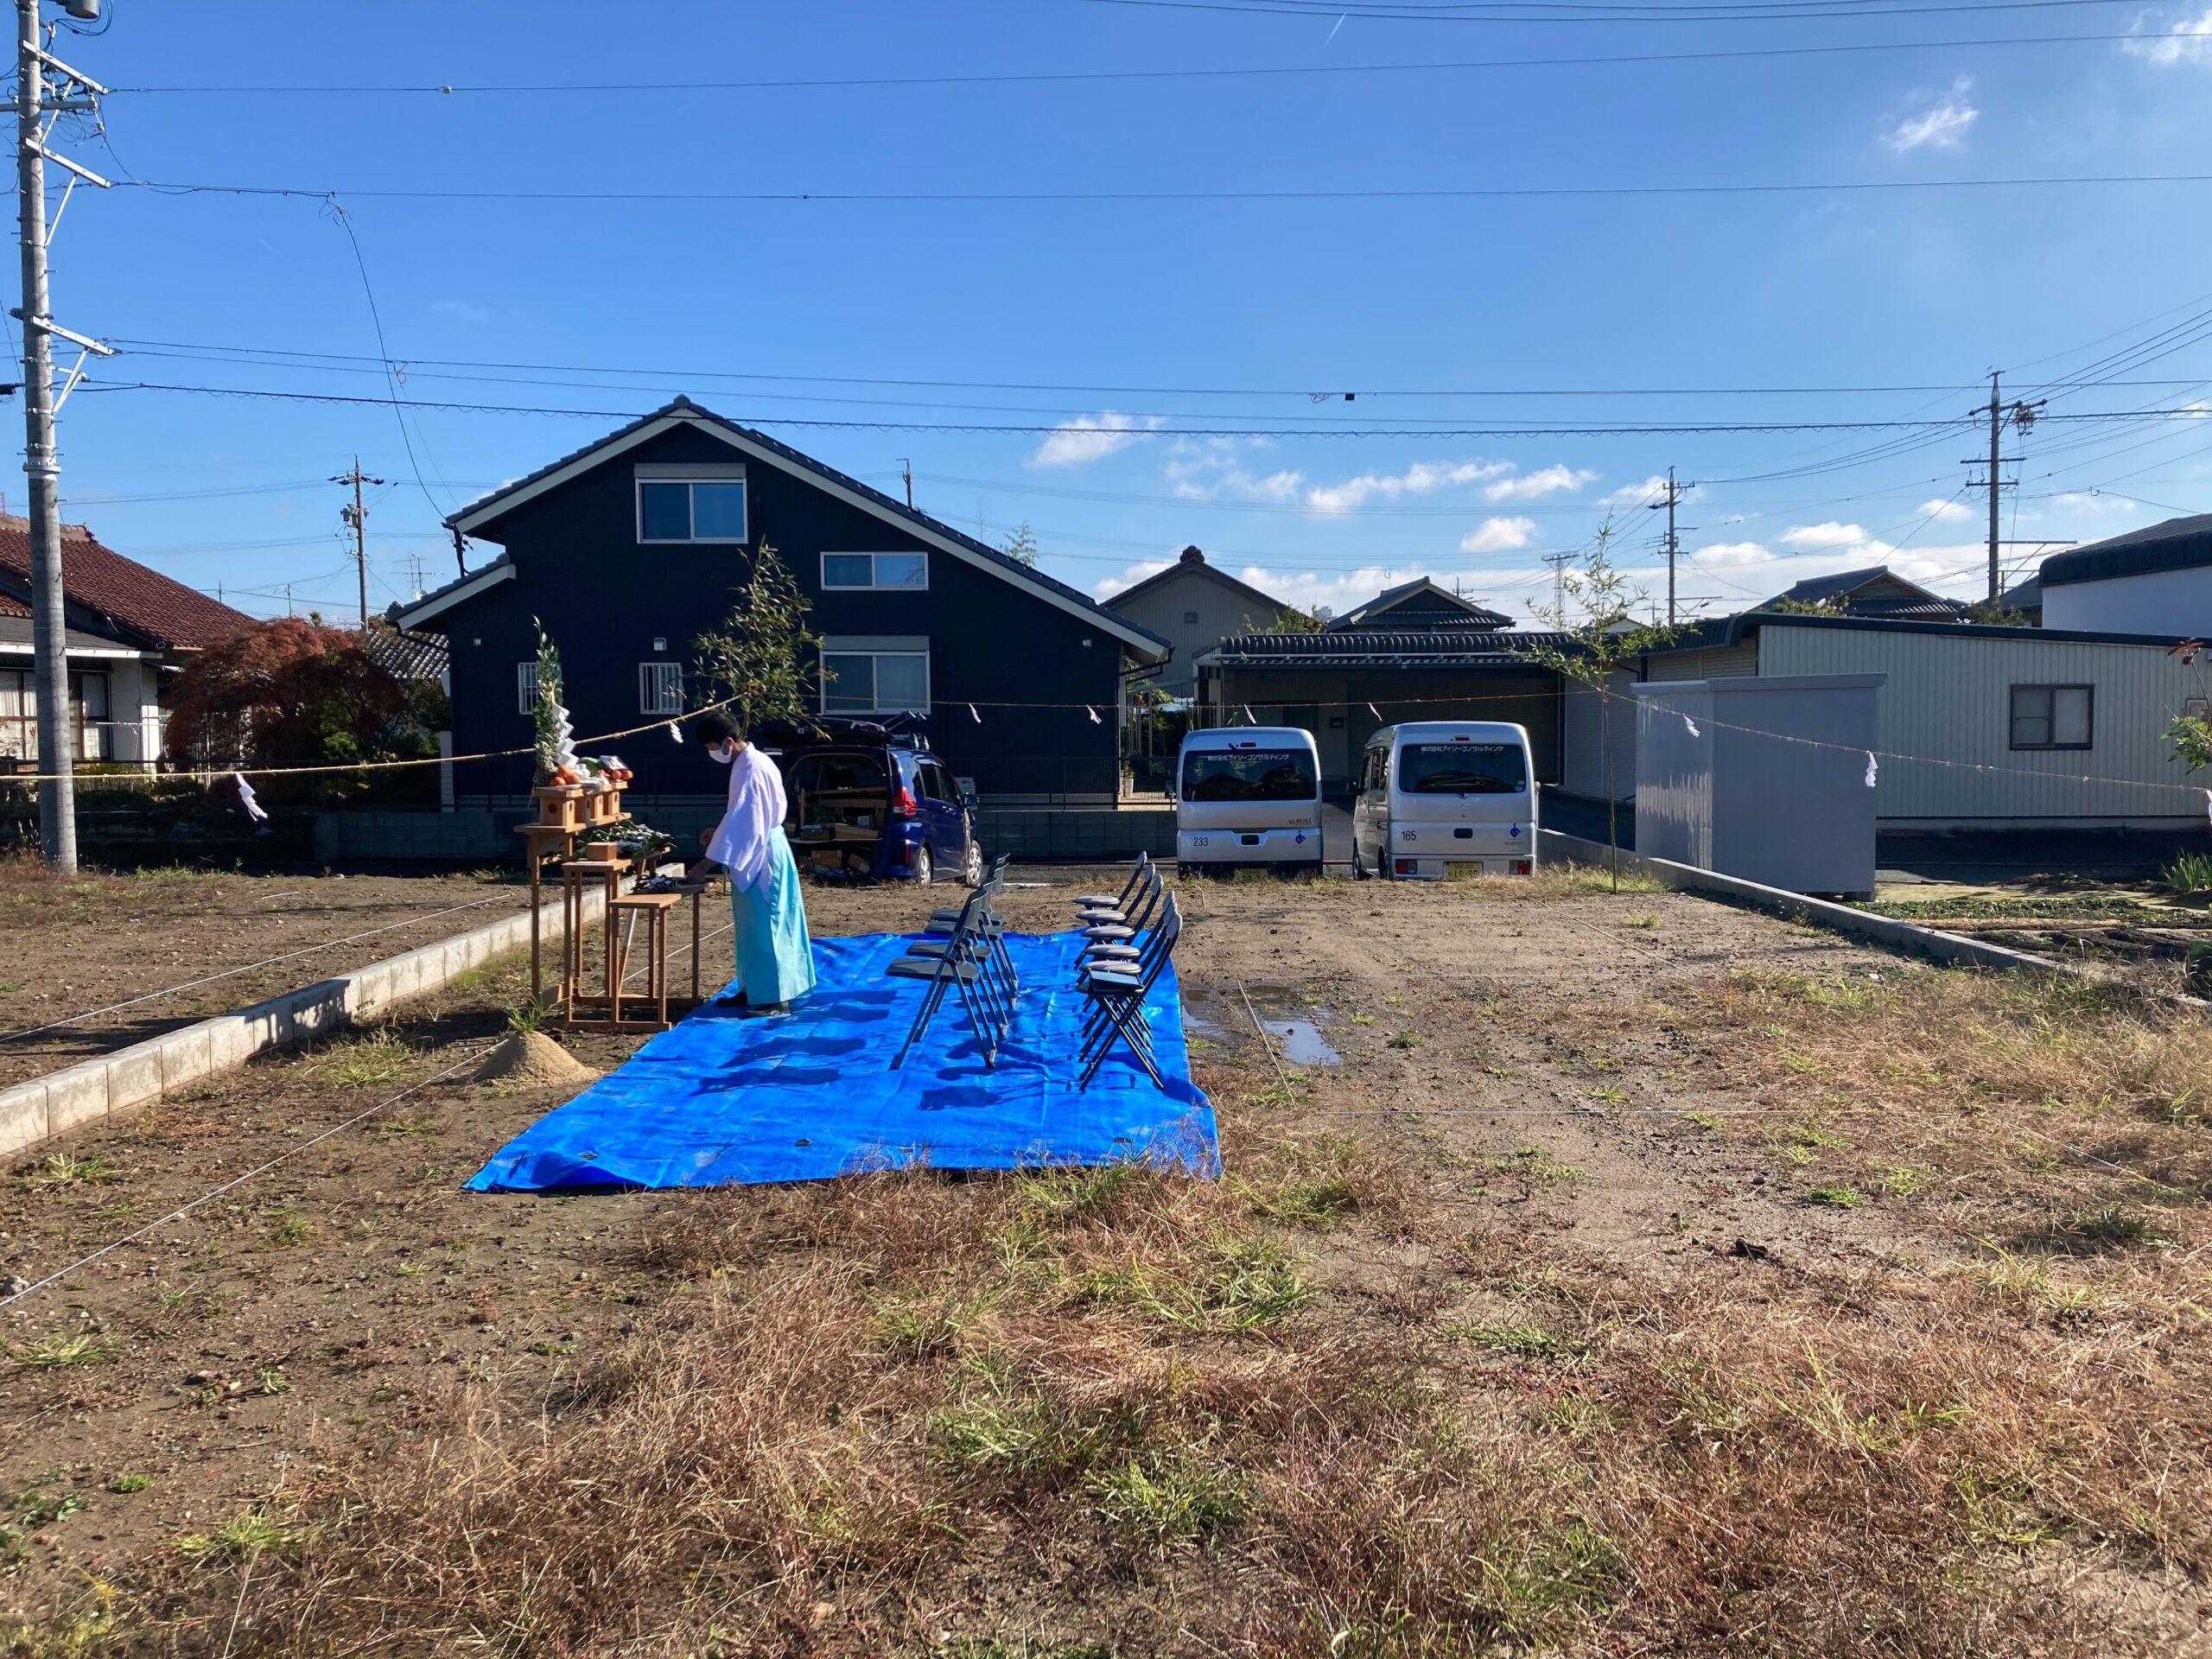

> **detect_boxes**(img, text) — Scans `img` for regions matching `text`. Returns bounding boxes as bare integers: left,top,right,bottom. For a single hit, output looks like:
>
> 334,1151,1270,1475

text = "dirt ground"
1,866,2207,1656
0,861,533,1090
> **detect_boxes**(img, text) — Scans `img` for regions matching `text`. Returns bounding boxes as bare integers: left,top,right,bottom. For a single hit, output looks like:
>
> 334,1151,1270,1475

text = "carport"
1192,630,1571,793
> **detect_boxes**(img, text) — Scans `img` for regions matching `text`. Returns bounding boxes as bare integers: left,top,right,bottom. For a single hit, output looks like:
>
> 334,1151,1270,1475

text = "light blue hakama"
730,828,817,1007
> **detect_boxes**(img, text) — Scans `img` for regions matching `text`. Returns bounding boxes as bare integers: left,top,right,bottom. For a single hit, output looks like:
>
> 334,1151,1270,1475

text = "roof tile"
0,515,252,649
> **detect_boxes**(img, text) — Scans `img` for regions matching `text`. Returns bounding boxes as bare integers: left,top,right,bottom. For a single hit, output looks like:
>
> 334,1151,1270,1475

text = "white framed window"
821,551,928,591
639,661,684,715
2010,683,2093,751
821,635,931,715
517,662,538,715
635,463,747,544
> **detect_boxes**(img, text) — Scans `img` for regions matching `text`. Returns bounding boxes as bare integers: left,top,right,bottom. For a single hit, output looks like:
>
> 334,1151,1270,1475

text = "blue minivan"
779,733,983,886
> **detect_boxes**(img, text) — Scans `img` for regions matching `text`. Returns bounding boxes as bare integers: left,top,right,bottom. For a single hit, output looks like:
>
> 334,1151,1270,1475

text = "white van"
1174,727,1324,876
1351,721,1537,880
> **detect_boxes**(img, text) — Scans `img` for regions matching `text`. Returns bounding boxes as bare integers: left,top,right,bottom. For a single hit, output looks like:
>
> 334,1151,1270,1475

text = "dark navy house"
395,398,1170,804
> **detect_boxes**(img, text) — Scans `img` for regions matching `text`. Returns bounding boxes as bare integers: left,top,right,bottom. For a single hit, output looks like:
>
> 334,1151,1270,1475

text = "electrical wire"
0,1044,494,1313
0,893,515,1048
113,171,2212,206
70,380,2197,437
100,29,2162,97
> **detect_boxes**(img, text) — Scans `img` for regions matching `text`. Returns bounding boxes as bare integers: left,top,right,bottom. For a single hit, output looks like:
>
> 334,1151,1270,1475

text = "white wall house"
0,515,251,771
1631,613,2208,830
2040,513,2212,636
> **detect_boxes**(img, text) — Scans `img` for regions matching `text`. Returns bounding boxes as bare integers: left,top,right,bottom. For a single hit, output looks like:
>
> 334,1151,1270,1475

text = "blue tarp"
465,931,1217,1192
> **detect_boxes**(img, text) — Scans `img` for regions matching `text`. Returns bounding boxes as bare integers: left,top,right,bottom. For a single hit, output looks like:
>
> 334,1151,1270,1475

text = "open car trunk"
785,748,893,879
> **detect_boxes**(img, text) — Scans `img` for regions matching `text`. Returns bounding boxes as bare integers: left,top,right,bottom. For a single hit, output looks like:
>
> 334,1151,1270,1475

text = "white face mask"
709,742,736,766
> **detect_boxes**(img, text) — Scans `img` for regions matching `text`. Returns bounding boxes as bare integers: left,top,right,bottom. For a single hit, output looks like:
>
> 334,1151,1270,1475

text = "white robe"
705,745,789,893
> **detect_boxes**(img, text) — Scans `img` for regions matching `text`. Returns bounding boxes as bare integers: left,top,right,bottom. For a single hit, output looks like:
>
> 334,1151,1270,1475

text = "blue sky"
28,0,2212,626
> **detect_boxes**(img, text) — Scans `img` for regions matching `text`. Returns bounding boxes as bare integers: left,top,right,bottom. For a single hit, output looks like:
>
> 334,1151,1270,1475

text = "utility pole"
1640,471,1693,625
898,457,913,508
1966,373,2042,604
16,0,113,874
1982,372,2002,604
1541,550,1573,621
334,458,385,628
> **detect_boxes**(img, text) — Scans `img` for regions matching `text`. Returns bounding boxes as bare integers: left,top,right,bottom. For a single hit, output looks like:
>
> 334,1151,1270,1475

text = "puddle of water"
1183,1007,1230,1041
1262,1018,1342,1067
1181,988,1342,1065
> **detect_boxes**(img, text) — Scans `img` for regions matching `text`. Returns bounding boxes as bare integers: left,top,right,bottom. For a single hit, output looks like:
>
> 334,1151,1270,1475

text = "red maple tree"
165,619,444,770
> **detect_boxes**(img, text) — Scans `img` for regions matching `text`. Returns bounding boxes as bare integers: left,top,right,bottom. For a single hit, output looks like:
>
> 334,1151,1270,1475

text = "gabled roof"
0,515,251,650
1760,564,1967,620
2042,512,2212,589
1205,628,1564,669
425,397,1168,662
1325,577,1514,632
1103,545,1288,620
1996,573,2042,614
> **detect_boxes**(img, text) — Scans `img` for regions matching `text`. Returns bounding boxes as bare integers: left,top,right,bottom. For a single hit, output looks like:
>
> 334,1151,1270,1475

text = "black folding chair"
1077,893,1183,1090
1074,854,1149,919
928,857,1018,994
1077,862,1163,957
887,887,1007,1068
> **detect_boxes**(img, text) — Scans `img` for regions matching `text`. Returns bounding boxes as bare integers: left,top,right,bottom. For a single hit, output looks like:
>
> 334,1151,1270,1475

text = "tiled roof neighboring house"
1103,545,1289,617
0,514,252,649
1325,577,1515,632
1206,628,1566,668
1759,564,1969,620
364,623,450,684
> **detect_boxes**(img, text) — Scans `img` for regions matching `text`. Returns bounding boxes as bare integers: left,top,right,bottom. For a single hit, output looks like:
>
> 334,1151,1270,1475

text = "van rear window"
1181,748,1318,803
1401,741,1526,794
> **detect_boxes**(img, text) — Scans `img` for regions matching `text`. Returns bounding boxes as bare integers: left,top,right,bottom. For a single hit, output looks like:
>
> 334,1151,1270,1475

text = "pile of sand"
470,1030,596,1088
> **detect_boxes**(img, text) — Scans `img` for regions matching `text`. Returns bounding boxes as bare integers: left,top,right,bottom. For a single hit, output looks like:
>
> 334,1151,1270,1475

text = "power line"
1068,0,2146,17
124,334,2180,402
112,170,2212,206
73,379,2201,437
101,31,2163,97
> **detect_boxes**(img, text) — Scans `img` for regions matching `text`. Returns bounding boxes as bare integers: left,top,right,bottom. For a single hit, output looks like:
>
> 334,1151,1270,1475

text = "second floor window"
822,551,927,590
638,476,747,543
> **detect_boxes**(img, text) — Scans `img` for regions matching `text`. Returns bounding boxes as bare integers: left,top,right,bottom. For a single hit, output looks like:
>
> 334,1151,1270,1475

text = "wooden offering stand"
557,859,716,1035
514,779,628,1006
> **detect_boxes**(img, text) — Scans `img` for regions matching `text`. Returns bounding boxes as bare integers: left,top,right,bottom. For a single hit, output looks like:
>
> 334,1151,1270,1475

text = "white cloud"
1779,521,1878,551
1459,516,1539,553
1026,411,1156,469
1160,437,1303,501
1917,498,1974,522
2124,8,2212,62
1599,474,1671,510
1885,77,1978,153
1092,559,1173,600
1693,540,1781,570
1689,530,1991,599
431,298,491,324
1304,459,1512,512
1227,562,1536,623
1485,464,1598,503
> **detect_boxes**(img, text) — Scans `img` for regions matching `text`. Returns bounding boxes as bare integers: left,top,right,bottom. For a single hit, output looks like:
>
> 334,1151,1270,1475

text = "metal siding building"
1752,621,2202,828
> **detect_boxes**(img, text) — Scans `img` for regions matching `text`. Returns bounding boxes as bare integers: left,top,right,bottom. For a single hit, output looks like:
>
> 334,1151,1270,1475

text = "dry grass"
9,944,2212,1655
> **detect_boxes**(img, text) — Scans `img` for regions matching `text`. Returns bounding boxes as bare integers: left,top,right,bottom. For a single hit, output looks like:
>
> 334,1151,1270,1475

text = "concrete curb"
1539,830,2081,976
0,887,607,1160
